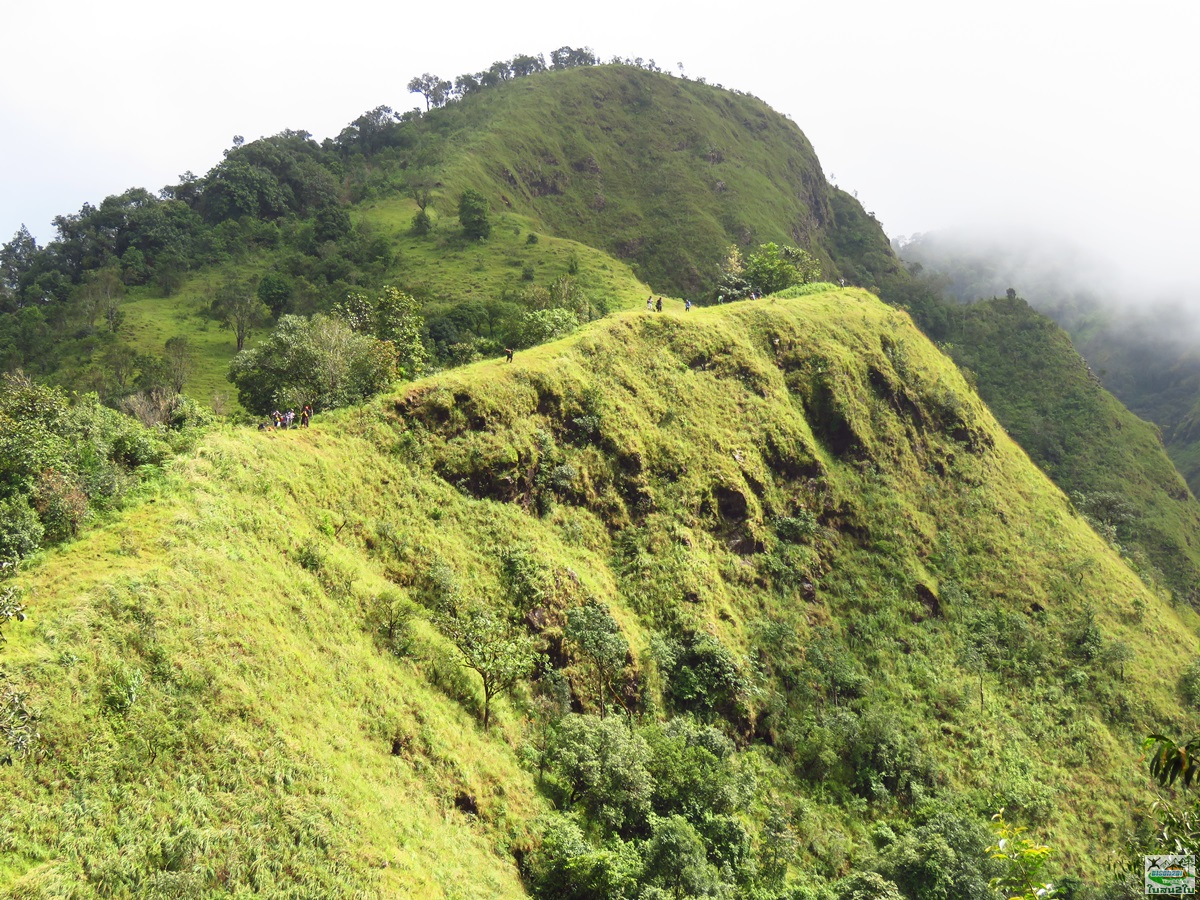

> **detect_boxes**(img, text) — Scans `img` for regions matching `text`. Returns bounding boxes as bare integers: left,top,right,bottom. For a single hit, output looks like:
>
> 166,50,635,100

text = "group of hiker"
646,295,692,312
260,405,312,430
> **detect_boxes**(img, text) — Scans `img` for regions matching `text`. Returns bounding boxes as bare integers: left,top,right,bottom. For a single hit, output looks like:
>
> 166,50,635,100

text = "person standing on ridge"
685,299,692,312
655,297,663,313
646,295,653,311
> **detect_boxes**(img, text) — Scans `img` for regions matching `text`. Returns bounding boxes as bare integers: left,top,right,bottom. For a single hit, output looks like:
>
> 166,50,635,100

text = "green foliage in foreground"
0,290,1194,896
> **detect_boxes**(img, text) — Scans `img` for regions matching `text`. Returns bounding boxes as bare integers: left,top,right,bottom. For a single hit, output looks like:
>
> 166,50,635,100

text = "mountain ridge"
1,290,1193,895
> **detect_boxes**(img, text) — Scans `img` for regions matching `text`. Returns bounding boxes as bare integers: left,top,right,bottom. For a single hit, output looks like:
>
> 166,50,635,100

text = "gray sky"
4,0,1197,291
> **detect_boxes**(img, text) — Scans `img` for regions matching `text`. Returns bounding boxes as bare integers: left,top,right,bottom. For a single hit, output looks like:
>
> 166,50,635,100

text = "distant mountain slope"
938,294,1200,600
898,230,1200,495
1,290,1192,895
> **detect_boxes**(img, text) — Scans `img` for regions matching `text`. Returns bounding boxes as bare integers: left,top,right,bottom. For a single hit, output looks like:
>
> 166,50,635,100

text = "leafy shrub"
525,814,641,900
546,714,653,835
0,674,39,764
0,496,43,563
459,189,491,239
656,631,748,723
1179,658,1200,708
365,588,418,656
834,871,905,900
775,509,818,543
32,469,89,542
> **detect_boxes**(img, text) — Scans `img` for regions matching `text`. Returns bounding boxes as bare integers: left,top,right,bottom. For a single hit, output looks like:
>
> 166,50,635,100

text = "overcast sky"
3,0,1197,291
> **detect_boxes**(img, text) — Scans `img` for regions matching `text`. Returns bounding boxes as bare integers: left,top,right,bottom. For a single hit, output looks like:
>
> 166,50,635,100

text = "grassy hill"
1,289,1194,896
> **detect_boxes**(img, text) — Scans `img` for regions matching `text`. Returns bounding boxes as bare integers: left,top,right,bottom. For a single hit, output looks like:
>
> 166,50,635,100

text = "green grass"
357,199,652,311
120,286,242,411
1,288,1195,894
942,294,1200,600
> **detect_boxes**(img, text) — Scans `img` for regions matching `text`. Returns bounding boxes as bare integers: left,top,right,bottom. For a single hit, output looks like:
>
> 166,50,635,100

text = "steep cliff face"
0,289,1191,895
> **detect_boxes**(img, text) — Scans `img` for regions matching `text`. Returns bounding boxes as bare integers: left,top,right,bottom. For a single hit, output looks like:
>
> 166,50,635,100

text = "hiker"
655,297,663,313
300,406,310,428
646,295,653,311
504,347,514,362
285,409,295,429
685,298,692,312
271,410,282,429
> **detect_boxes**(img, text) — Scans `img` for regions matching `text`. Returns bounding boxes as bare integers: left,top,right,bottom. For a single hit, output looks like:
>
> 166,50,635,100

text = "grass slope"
394,66,852,296
1,290,1195,896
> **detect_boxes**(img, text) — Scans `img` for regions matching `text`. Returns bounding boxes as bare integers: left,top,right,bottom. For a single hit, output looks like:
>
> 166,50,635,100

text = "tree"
565,600,629,718
160,336,193,394
256,271,292,317
78,267,125,331
213,277,269,352
987,811,1056,900
337,286,428,378
641,815,716,900
374,286,429,378
743,242,820,296
454,73,480,97
550,46,598,69
458,189,491,240
712,245,751,302
408,73,452,111
437,607,538,731
0,226,39,311
509,53,546,77
228,314,396,414
510,308,579,349
546,715,654,833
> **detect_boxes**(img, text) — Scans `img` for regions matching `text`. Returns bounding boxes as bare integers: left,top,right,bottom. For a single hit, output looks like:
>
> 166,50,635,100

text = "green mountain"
3,58,1200,897
1,292,1195,896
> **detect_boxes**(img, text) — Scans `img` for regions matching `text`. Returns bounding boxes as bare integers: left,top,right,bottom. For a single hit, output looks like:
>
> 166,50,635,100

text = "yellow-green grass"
1,288,1195,893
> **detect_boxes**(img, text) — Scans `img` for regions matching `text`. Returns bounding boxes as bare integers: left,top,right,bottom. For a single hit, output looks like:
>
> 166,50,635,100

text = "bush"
546,714,654,835
834,871,904,900
411,208,432,235
459,189,491,240
1180,658,1200,708
657,631,748,723
0,496,44,562
32,469,89,542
